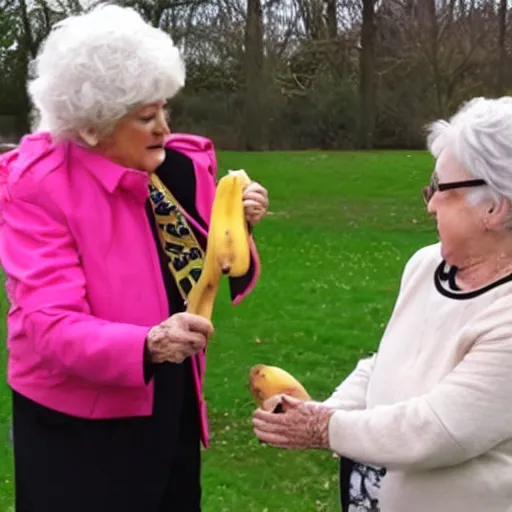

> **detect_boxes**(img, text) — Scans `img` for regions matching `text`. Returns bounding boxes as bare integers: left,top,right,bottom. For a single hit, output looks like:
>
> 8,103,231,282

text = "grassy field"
0,149,437,511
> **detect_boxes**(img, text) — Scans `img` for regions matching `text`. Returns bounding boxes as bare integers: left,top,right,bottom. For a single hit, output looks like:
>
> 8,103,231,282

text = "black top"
142,147,206,427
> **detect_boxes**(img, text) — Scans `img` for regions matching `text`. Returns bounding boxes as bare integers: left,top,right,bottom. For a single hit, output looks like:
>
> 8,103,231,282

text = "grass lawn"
0,149,437,511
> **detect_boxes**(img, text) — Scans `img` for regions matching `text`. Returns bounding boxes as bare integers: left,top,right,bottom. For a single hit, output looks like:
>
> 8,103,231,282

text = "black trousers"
12,359,201,512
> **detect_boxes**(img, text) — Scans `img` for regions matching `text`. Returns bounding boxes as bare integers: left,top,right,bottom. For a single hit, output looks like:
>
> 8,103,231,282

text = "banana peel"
186,169,252,321
248,364,312,409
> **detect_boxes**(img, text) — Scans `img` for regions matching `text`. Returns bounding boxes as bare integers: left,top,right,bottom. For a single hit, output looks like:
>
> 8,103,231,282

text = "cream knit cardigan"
325,243,512,512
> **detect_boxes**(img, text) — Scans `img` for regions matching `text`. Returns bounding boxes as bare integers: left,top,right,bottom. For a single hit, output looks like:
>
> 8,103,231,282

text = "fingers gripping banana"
248,364,312,408
186,169,252,321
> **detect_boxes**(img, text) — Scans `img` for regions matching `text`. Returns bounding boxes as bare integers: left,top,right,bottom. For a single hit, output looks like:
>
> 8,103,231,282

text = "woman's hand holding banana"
243,181,268,226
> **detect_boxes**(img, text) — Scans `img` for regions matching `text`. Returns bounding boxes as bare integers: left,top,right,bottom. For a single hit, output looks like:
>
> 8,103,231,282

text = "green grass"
0,149,437,511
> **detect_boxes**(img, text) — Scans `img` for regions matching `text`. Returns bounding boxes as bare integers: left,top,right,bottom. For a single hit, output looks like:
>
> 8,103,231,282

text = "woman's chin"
439,242,454,265
143,150,166,173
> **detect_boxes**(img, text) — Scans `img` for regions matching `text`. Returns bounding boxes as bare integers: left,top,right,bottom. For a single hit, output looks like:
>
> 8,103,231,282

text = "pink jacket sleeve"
0,195,151,387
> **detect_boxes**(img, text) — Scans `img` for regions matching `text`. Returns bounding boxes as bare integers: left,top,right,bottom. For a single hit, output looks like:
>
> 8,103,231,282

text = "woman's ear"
78,127,99,147
487,197,511,231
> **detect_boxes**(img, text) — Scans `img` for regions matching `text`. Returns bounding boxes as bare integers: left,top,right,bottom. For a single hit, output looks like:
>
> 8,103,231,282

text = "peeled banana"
186,169,252,321
248,364,312,408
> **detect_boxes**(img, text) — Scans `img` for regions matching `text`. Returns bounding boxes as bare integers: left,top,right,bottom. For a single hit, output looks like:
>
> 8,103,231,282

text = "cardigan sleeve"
322,354,376,410
327,305,512,471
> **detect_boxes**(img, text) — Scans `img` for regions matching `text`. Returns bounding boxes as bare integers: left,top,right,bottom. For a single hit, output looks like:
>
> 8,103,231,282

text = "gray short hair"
426,97,512,211
28,4,185,139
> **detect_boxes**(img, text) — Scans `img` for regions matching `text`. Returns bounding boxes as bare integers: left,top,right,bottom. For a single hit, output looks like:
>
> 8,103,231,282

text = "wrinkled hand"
243,181,268,226
146,312,213,364
252,394,334,450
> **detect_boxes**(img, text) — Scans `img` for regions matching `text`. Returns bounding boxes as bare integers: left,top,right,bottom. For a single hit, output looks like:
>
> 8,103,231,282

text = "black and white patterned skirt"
339,457,387,512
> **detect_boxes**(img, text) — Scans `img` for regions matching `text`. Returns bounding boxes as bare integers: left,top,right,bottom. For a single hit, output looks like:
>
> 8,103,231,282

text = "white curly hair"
28,3,185,139
426,96,512,210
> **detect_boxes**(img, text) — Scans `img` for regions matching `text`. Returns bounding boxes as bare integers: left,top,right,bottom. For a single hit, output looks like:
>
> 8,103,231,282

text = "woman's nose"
155,109,170,136
426,194,437,215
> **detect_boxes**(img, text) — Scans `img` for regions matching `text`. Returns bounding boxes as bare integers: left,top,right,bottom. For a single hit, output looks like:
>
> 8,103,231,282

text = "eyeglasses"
423,174,487,205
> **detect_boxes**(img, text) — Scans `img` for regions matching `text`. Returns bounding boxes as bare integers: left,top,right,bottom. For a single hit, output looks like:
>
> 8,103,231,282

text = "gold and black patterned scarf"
148,173,204,300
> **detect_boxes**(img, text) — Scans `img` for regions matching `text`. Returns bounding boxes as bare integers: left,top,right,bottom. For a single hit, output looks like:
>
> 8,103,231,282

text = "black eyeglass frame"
423,175,487,205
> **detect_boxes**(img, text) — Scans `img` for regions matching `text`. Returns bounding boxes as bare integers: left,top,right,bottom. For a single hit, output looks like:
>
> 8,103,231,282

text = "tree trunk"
425,0,443,116
458,0,465,17
244,0,265,150
404,0,416,17
497,0,507,95
17,0,34,133
325,0,337,39
359,0,375,149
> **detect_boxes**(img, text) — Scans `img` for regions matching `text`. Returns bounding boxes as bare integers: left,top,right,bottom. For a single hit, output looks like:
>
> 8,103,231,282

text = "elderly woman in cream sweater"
253,96,512,512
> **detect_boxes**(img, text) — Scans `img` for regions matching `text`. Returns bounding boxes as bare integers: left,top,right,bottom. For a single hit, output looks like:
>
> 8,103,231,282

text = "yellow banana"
248,364,312,408
186,169,252,321
210,169,252,277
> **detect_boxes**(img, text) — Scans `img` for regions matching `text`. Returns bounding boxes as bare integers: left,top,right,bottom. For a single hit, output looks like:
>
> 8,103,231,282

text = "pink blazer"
0,132,260,448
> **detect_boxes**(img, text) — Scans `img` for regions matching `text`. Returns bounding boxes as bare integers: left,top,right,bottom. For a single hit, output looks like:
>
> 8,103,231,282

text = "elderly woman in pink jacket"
0,5,267,512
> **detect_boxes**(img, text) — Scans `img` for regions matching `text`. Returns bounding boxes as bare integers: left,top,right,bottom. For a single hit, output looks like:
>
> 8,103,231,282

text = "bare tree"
359,0,376,149
497,0,507,95
244,0,265,150
325,0,337,39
